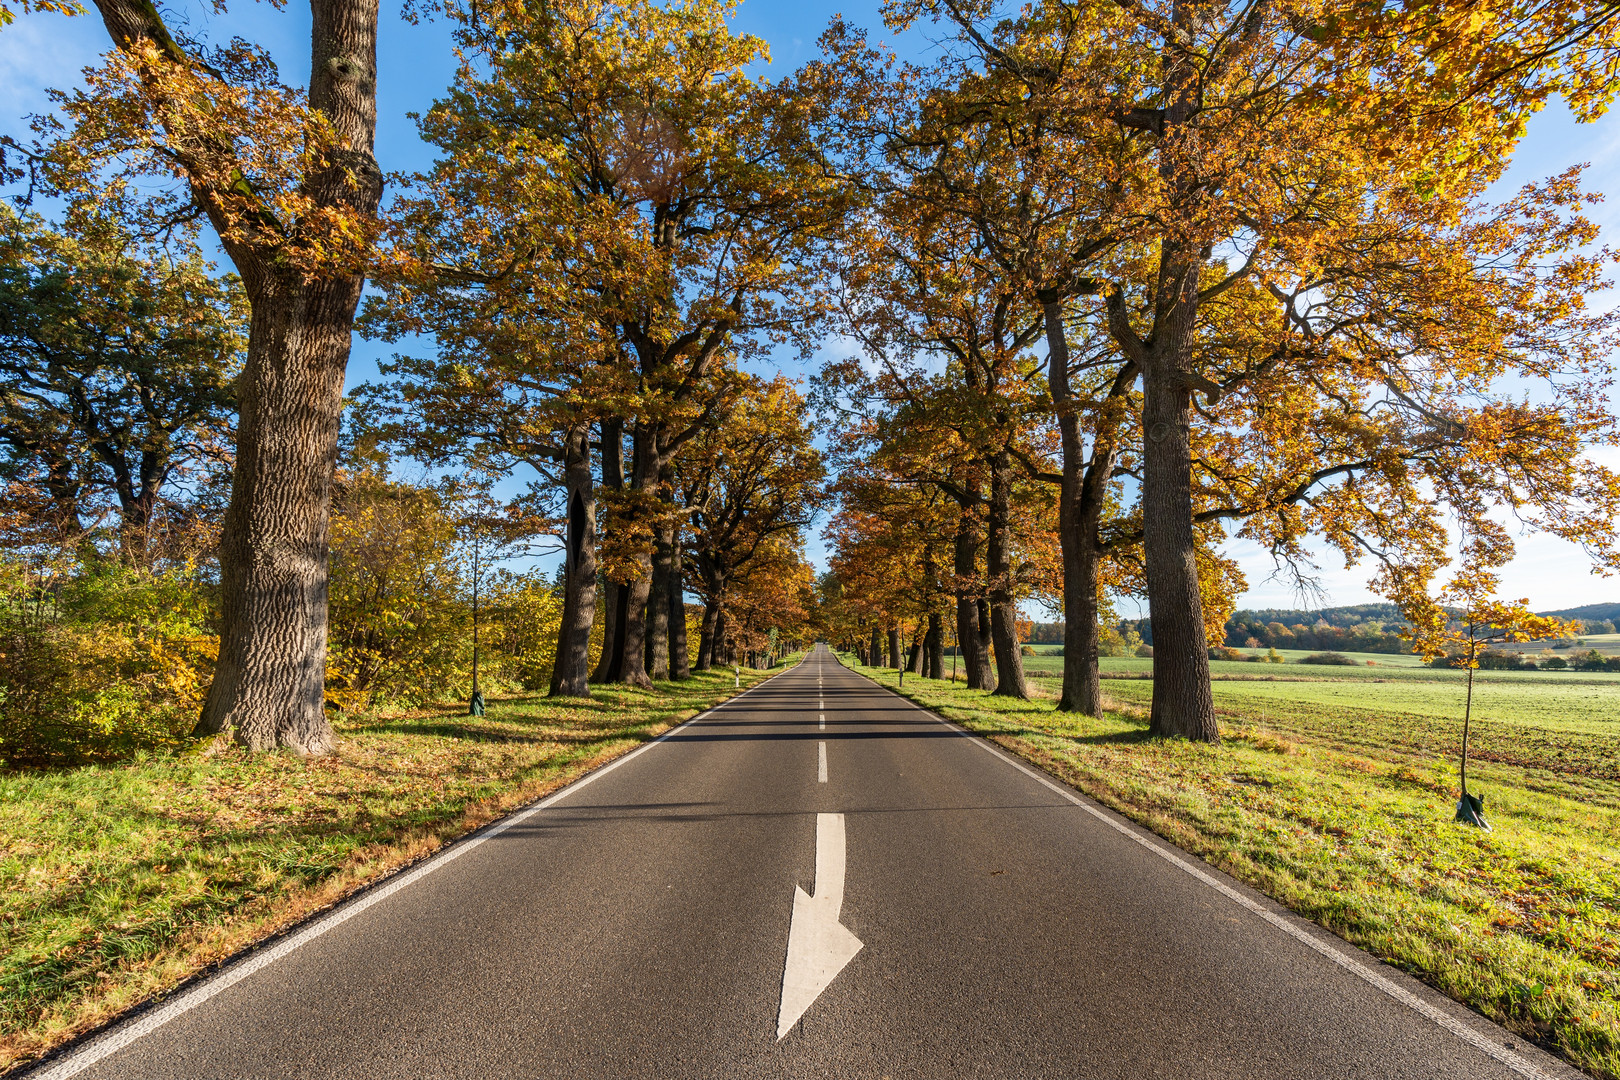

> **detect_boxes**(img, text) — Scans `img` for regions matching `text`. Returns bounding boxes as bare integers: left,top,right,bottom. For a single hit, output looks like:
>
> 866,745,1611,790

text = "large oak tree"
18,0,386,752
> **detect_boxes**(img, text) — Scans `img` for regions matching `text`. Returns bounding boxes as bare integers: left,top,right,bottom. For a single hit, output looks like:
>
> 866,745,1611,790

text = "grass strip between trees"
841,654,1620,1080
0,664,784,1075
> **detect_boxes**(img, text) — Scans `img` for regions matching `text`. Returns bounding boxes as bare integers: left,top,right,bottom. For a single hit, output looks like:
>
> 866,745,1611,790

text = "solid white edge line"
837,654,1561,1080
25,658,811,1080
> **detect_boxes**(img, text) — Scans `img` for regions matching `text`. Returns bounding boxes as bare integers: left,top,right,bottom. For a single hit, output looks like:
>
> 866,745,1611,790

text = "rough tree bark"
925,613,943,678
696,600,719,670
591,418,627,684
645,510,674,680
610,424,656,688
953,516,992,690
976,598,995,682
869,626,883,669
713,606,731,666
887,627,901,670
549,422,595,697
1139,334,1217,739
986,451,1029,698
668,529,689,679
159,0,384,753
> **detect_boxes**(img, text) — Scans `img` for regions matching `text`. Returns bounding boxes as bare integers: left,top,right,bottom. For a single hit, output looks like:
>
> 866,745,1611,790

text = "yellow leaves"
0,0,79,25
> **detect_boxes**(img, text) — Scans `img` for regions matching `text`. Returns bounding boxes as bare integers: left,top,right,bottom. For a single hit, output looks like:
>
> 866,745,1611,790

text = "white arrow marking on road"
777,813,863,1040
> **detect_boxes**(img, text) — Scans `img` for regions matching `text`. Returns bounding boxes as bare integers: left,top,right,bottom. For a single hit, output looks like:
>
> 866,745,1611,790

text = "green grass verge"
840,653,1620,1079
0,662,787,1074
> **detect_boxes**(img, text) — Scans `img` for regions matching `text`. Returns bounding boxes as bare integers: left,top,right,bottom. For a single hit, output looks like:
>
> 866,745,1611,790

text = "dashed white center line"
818,741,828,783
819,713,825,730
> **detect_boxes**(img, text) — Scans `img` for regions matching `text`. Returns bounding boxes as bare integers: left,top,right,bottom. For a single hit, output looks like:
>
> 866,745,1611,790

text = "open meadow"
1033,654,1620,737
855,652,1620,1078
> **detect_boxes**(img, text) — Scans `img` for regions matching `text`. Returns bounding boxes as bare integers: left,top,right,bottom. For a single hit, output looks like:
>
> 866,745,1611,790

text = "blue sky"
3,2,1618,615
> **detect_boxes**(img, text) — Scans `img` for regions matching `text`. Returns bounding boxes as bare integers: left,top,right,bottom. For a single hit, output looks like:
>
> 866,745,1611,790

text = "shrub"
1300,651,1357,665
1134,643,1154,658
1266,647,1284,663
1572,649,1611,672
1209,645,1245,661
0,556,215,767
1540,656,1568,670
1019,644,1036,656
1097,626,1129,657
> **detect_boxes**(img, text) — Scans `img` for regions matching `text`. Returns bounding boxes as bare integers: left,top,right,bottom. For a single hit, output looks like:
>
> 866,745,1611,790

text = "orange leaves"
0,0,78,25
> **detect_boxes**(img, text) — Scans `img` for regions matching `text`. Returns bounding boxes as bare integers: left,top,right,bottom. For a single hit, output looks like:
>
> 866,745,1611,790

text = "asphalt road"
36,644,1579,1079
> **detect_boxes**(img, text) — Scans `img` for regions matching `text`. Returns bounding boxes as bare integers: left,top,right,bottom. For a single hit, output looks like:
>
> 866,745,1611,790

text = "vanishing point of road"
31,644,1580,1079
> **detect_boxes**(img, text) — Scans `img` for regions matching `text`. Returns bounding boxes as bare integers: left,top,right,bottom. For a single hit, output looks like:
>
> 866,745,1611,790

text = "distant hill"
1538,602,1620,623
1229,603,1409,629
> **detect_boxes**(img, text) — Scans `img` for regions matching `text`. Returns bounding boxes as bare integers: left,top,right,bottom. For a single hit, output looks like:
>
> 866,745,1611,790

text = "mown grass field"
0,664,784,1075
849,652,1620,1079
1014,654,1620,735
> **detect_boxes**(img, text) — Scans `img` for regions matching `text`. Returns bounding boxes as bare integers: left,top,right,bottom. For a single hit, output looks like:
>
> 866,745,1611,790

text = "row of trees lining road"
4,0,1620,754
354,0,836,698
812,0,1620,738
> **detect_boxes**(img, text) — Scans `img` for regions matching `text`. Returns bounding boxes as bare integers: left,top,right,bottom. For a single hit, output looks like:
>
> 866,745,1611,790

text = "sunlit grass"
1016,655,1620,734
847,654,1620,1079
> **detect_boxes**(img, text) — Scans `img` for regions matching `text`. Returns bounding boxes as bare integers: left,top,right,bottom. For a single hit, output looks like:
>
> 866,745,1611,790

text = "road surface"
33,644,1577,1079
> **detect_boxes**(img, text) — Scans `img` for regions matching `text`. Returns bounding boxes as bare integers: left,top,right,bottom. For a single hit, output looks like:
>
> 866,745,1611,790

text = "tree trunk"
1045,299,1116,716
610,424,657,689
1138,263,1218,740
986,451,1029,698
179,0,383,754
668,530,689,679
976,597,995,689
954,518,992,690
195,277,355,753
549,422,595,698
696,600,719,671
925,613,943,678
645,512,674,680
591,418,626,684
906,626,923,674
617,566,654,689
1124,27,1220,742
887,627,901,670
869,626,882,668
714,606,731,666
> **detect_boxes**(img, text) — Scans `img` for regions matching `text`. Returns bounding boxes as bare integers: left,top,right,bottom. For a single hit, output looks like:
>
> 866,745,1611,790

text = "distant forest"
1024,601,1619,653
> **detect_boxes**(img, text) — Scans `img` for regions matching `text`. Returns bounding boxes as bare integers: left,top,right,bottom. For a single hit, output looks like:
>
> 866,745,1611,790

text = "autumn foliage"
2,0,1619,759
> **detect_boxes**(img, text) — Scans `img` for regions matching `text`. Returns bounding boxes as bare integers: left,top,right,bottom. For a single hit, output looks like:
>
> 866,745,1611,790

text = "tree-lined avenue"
30,646,1579,1079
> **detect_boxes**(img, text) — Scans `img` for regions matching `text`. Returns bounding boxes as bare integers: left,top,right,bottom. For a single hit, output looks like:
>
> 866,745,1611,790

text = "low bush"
0,557,214,767
1299,651,1357,666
